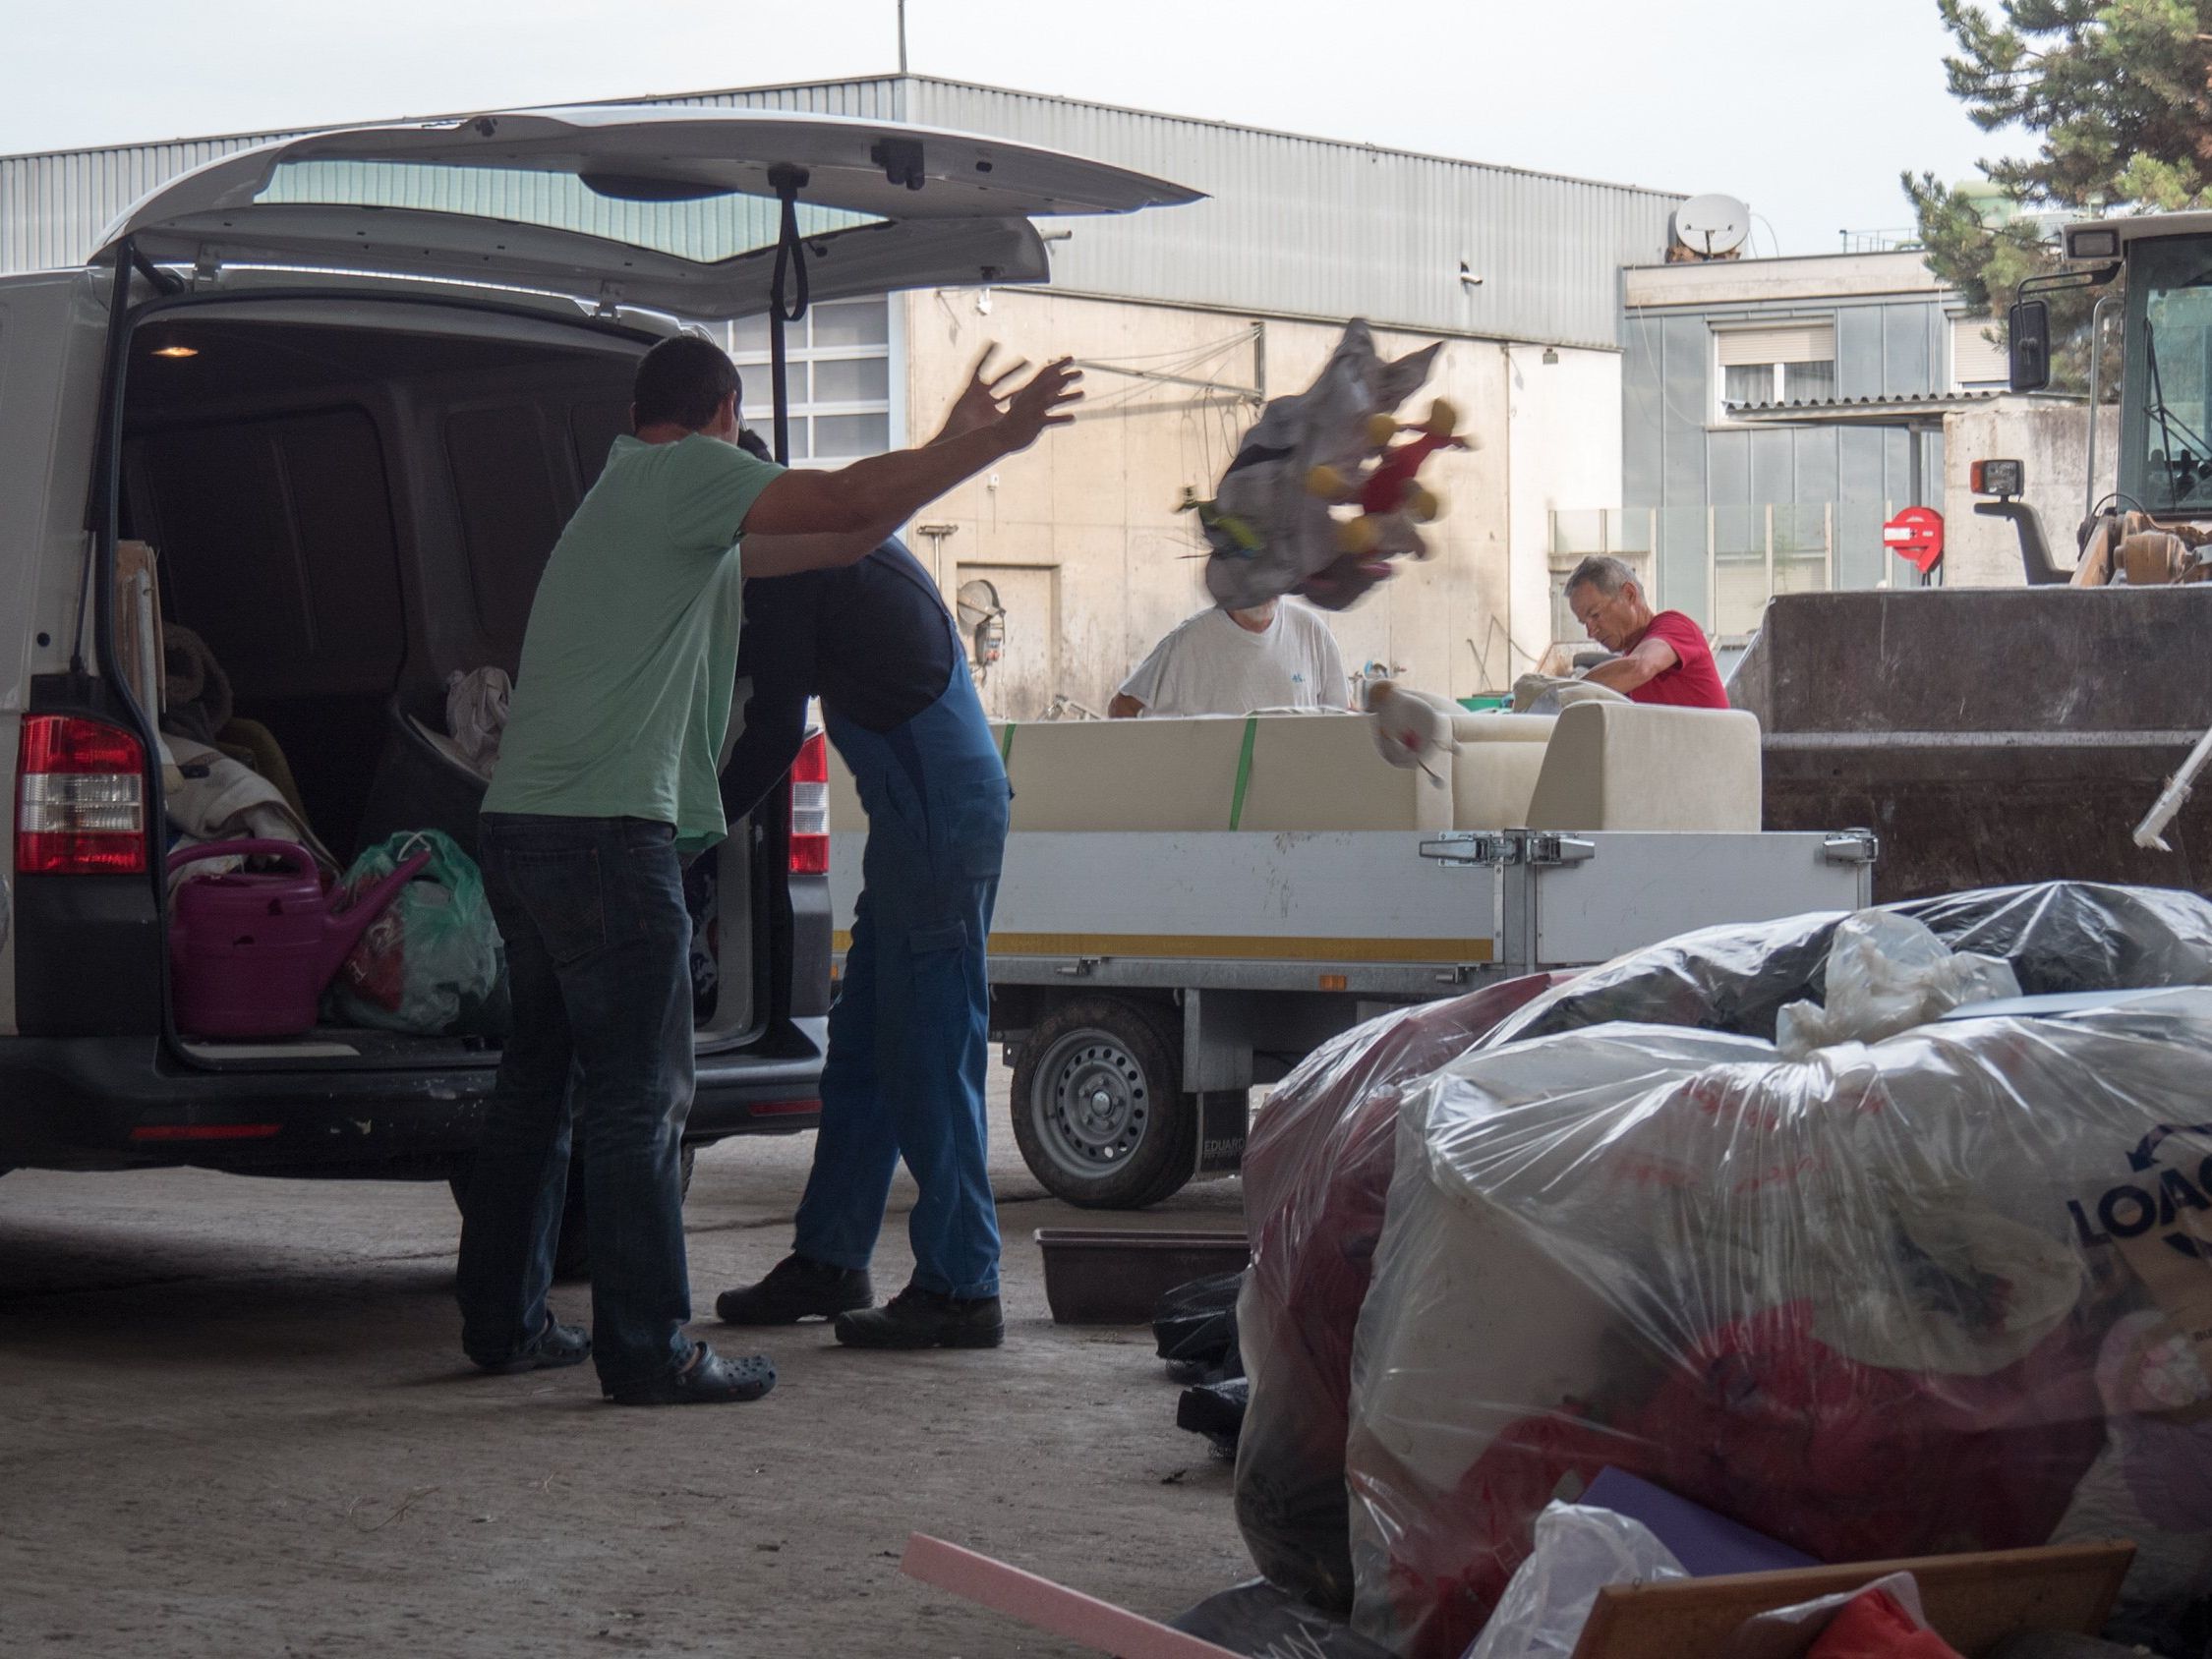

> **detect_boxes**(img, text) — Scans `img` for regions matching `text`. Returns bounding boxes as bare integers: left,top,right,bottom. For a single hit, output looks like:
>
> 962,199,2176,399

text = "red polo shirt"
1625,610,1728,709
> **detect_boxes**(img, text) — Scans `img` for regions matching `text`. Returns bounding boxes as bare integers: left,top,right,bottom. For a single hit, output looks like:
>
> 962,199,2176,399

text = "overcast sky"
4,0,2022,256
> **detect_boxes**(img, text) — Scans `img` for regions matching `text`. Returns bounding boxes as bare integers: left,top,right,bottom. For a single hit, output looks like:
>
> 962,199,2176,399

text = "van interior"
116,297,760,1063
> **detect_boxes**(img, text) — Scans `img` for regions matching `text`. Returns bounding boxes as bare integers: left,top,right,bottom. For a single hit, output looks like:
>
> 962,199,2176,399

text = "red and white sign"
1884,506,1945,574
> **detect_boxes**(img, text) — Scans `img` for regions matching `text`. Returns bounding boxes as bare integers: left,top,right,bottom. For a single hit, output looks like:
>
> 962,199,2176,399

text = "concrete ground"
0,1065,1252,1657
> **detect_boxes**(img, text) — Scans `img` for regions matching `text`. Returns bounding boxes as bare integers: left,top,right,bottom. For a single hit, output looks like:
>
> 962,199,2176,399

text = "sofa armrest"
1524,703,1763,831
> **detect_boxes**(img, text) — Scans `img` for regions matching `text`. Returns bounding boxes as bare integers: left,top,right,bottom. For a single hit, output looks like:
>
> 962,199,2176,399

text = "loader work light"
1971,459,2024,498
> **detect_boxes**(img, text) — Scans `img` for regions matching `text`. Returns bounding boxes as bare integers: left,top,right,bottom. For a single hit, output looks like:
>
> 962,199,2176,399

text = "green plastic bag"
327,829,506,1036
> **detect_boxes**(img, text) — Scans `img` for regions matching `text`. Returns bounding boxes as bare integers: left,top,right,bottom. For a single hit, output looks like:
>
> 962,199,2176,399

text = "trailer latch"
1421,831,1519,868
1421,830,1595,868
1822,829,1880,867
1524,834,1596,867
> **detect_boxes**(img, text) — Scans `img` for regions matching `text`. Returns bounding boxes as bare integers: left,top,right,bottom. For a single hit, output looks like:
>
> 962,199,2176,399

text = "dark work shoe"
833,1286,1004,1350
472,1318,591,1376
716,1254,874,1326
604,1343,777,1406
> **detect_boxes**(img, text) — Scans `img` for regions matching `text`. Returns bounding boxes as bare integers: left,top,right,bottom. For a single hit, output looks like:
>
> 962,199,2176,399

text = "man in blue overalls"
715,354,1033,1349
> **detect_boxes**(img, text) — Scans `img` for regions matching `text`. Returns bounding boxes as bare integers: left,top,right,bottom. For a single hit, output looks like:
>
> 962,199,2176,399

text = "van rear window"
255,159,882,263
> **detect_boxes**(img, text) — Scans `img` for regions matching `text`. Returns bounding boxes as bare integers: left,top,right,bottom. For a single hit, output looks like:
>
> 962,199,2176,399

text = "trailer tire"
1011,998,1194,1210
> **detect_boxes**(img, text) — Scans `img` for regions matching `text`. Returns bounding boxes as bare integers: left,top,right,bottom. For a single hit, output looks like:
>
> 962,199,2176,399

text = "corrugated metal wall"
909,81,1676,349
0,133,283,275
0,76,1677,348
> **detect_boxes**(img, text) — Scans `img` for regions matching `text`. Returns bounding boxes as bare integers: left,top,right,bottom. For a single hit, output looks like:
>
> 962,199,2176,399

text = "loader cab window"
2123,235,2212,512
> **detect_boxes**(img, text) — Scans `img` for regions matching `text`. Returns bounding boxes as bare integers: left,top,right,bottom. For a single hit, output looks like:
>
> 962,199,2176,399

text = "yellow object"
1406,485,1441,523
1365,413,1399,449
1306,464,1351,500
1423,398,1458,437
1337,515,1381,555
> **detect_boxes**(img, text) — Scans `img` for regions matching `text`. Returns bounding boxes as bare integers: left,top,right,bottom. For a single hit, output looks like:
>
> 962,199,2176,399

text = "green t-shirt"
485,432,783,853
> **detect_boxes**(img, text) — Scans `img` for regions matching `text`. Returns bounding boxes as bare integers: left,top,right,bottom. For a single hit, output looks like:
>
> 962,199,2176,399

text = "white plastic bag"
1462,1502,1684,1659
444,666,512,780
1775,910,2020,1058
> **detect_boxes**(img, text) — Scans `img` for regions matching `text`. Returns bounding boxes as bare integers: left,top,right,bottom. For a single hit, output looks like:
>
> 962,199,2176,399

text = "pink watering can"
167,839,432,1038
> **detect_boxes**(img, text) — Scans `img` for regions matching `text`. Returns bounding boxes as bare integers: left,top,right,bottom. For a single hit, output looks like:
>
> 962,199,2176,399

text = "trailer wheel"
1011,998,1195,1210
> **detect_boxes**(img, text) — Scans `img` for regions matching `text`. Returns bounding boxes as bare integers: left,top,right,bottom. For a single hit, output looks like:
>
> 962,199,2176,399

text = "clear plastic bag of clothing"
1234,973,1568,1613
327,829,506,1037
1346,983,2212,1657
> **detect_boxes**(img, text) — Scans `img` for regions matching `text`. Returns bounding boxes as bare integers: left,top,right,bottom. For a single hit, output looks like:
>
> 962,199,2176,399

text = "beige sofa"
825,705,1762,835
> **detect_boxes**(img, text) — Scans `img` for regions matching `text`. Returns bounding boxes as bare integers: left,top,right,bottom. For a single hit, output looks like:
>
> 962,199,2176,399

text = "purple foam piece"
1583,1468,1820,1578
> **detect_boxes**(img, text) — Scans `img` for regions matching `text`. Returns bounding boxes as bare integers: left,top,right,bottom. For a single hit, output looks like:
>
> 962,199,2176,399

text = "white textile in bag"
444,666,512,780
1462,1502,1684,1659
1775,911,2020,1059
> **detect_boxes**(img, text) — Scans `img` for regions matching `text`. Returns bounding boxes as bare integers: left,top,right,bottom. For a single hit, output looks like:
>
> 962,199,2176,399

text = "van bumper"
0,1021,826,1174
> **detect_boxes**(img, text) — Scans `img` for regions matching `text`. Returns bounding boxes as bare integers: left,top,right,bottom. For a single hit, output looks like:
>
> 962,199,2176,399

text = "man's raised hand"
932,344,1032,445
990,358,1084,454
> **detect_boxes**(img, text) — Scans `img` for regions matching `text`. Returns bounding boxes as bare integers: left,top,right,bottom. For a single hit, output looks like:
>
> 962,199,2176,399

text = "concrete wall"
1505,341,1624,678
1941,397,2117,587
896,285,1586,719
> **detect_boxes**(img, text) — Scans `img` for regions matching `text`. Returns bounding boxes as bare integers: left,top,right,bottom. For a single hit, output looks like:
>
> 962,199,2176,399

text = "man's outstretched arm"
742,357,1081,541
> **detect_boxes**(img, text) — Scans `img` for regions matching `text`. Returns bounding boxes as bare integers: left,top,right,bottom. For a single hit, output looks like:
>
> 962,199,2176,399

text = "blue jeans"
792,652,1009,1299
457,814,695,1391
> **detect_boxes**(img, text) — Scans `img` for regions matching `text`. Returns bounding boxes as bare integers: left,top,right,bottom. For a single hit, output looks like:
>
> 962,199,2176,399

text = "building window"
1950,315,2009,389
1716,322,1837,413
727,298,893,463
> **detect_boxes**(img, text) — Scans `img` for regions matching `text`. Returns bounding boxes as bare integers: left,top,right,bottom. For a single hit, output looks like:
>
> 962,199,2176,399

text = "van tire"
449,1145,697,1283
1011,998,1194,1210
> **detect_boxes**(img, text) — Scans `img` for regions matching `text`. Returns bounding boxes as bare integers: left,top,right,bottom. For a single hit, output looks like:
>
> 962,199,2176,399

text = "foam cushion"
1448,713,1556,830
831,715,1450,833
1523,703,1763,831
1240,714,1453,832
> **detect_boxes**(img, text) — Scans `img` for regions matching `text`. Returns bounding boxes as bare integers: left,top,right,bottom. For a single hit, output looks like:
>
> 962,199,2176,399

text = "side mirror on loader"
2008,299,2051,392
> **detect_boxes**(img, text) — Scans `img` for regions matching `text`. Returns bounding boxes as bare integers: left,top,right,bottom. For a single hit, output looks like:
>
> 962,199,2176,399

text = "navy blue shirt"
719,537,959,823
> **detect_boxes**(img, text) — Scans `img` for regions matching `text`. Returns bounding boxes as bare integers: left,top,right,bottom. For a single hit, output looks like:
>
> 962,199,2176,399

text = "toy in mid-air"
1188,319,1472,612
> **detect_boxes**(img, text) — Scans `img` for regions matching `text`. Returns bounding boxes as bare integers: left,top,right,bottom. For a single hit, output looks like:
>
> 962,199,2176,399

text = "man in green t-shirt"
457,334,1078,1406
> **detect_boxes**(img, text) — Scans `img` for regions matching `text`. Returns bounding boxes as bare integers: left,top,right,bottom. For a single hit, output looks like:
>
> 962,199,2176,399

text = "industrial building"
1,75,1681,716
1601,247,2015,646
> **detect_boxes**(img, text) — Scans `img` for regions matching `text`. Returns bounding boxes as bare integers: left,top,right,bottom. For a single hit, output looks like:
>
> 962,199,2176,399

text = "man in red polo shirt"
1563,555,1729,710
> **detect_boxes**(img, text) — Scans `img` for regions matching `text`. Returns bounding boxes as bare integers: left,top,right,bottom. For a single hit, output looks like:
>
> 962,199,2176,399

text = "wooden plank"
900,1533,1244,1659
1568,1540,2134,1659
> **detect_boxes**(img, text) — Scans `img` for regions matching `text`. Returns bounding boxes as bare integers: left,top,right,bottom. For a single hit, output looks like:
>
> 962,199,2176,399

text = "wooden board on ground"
901,1533,1244,1659
1568,1540,2135,1659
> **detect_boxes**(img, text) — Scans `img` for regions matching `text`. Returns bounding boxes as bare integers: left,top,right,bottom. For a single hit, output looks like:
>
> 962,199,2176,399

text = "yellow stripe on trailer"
830,930,1493,965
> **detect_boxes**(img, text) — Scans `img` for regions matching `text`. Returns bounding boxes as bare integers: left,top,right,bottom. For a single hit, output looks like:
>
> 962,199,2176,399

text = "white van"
0,107,1193,1260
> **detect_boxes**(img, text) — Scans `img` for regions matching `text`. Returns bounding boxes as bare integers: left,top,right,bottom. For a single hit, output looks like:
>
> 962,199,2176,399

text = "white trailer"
829,821,1876,1207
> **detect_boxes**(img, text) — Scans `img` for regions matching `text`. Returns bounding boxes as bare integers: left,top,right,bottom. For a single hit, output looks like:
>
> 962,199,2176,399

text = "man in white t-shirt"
1108,598,1351,717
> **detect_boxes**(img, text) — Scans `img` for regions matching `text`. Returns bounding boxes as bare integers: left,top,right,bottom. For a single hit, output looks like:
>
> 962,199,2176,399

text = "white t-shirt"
1118,602,1350,716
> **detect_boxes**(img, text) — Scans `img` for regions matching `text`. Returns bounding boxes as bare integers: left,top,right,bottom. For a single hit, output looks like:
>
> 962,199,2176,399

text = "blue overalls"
792,615,1010,1299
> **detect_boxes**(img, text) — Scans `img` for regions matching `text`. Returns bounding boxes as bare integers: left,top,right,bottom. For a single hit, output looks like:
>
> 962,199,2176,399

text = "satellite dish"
1672,194,1751,258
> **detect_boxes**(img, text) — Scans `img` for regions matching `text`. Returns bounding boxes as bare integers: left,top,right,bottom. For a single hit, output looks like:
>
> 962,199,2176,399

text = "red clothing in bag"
1805,1588,1964,1659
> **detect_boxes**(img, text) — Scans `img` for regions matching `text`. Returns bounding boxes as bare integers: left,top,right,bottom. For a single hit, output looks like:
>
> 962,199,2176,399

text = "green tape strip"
999,722,1017,765
1229,715,1258,830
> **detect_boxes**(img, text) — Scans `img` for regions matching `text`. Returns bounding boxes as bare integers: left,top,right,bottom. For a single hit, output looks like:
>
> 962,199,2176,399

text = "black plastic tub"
1034,1228,1250,1325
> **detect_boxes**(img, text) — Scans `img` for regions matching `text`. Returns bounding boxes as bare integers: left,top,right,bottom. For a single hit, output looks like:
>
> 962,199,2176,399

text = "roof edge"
1,71,1691,204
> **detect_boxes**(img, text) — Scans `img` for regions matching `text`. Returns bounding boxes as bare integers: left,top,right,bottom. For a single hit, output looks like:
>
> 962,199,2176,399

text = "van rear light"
16,715,149,876
789,731,831,877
